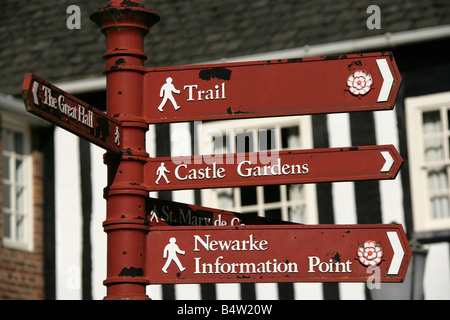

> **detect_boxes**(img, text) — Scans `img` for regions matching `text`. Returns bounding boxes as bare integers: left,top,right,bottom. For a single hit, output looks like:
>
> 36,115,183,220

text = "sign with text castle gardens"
145,145,402,191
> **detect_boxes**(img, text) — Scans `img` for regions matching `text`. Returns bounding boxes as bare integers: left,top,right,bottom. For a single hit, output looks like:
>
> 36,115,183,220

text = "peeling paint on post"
90,0,160,300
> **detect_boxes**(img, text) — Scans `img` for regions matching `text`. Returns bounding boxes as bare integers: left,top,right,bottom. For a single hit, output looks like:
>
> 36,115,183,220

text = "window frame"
197,116,318,224
2,116,34,251
406,91,450,233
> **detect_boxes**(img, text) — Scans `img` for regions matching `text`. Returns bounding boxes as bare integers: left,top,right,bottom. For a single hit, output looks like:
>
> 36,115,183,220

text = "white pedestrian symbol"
114,126,120,145
155,162,170,185
162,237,186,273
158,77,181,112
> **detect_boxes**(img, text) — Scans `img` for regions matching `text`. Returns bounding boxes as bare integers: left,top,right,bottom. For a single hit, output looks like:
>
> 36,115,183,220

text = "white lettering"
237,159,309,177
40,86,94,129
308,256,352,273
174,162,226,181
194,256,298,275
184,85,198,101
194,234,268,252
42,86,57,109
184,83,226,102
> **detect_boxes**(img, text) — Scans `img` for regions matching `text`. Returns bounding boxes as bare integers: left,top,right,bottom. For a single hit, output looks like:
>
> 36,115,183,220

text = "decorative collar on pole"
90,0,160,32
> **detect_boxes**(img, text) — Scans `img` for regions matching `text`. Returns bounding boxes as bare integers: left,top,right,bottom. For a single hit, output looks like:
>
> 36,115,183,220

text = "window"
406,92,450,232
2,119,33,250
198,116,317,224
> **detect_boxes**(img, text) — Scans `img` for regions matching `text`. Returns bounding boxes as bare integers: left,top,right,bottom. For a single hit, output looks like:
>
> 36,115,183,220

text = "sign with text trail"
143,52,401,123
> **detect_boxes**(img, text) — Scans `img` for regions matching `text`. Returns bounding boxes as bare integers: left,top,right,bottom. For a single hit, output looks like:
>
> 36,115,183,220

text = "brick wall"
0,126,45,300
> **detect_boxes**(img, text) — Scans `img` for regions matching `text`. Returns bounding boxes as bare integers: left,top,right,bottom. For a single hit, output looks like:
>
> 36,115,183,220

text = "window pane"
259,129,276,151
16,187,24,212
264,185,280,203
447,110,450,130
14,132,24,155
2,184,11,209
424,137,444,162
236,131,254,153
288,184,304,201
289,205,305,223
265,209,281,220
1,125,30,247
430,196,450,219
3,212,11,238
423,110,442,133
2,128,13,152
16,159,24,184
427,166,448,191
217,188,233,209
3,155,10,180
16,214,25,242
213,135,227,154
281,126,300,149
241,186,257,206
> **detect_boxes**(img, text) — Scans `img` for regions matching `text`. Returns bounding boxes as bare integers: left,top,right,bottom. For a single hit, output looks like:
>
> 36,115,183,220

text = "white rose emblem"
357,240,383,266
347,71,373,96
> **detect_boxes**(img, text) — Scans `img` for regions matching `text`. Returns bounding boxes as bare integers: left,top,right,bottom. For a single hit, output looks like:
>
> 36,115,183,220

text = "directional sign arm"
143,52,402,124
146,224,411,284
144,145,403,191
22,73,123,153
147,197,296,227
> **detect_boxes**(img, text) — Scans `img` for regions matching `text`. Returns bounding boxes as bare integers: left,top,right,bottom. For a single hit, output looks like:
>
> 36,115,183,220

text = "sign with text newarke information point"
143,52,401,123
146,224,411,284
22,73,123,153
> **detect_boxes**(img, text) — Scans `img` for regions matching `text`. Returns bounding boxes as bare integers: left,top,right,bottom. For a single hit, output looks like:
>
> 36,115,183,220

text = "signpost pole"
90,0,160,300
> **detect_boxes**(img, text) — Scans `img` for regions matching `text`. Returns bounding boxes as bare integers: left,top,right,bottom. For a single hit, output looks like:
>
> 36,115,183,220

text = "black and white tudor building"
1,0,450,299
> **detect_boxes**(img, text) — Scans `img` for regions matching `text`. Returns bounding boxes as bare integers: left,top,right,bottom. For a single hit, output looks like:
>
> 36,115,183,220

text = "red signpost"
143,52,401,123
146,224,411,284
21,0,409,300
145,145,402,191
22,73,123,153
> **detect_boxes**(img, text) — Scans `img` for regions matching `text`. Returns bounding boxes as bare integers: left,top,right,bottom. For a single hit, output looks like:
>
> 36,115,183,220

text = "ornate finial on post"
90,0,160,30
90,0,160,68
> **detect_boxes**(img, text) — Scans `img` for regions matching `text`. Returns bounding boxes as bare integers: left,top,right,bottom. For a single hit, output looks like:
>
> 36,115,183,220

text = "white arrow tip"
386,231,405,275
380,151,394,173
376,59,394,103
32,81,39,105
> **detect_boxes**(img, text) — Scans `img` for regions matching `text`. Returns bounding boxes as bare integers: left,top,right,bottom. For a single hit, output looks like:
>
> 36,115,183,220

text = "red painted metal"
143,52,401,123
22,73,123,153
90,0,160,300
146,224,411,284
19,0,408,300
147,197,295,227
144,145,403,191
